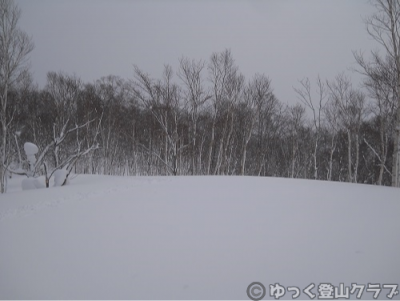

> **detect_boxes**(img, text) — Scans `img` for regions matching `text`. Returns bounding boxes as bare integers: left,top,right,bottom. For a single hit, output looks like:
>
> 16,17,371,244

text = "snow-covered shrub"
21,178,35,190
13,129,98,190
24,142,38,176
21,178,44,191
19,142,45,190
54,169,68,187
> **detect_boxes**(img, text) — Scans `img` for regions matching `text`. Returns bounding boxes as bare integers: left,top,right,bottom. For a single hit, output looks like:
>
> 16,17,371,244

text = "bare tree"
0,0,34,192
254,87,281,176
45,72,82,168
94,75,130,175
327,73,368,183
354,52,396,184
240,74,273,175
323,98,340,181
178,57,210,175
294,76,327,179
41,119,100,187
286,104,306,178
9,118,100,187
207,49,244,175
359,0,400,186
133,65,185,175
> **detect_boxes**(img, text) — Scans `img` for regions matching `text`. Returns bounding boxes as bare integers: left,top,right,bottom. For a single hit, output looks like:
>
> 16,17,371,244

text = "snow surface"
0,175,399,299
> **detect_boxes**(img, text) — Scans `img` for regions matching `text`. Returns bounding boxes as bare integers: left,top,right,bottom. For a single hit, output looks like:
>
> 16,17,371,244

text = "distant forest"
4,52,396,185
1,0,400,192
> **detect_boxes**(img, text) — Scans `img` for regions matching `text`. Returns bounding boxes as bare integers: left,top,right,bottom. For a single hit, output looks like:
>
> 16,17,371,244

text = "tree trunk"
391,121,400,187
313,138,318,179
354,133,359,183
347,130,353,183
0,85,8,193
206,119,216,175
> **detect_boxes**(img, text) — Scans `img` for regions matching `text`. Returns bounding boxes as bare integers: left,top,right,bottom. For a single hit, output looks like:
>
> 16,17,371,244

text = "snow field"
0,175,399,299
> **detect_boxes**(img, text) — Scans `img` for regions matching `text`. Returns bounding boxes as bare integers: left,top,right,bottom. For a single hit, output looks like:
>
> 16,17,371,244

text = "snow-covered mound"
0,175,399,299
23,142,39,156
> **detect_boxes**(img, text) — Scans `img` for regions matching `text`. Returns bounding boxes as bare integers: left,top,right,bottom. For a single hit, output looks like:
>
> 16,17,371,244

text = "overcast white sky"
16,0,378,105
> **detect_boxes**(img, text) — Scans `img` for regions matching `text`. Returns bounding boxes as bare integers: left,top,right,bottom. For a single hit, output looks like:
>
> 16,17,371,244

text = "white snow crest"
54,169,68,187
23,142,38,156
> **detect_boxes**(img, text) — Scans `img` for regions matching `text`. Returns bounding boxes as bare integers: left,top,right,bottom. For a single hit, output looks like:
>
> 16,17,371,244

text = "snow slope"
0,175,399,299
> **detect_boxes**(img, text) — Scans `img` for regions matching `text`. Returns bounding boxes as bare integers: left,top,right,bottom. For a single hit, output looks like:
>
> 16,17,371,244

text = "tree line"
4,53,396,185
1,0,400,192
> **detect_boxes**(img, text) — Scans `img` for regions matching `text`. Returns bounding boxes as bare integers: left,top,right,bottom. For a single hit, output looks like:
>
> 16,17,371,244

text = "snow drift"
0,175,399,299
